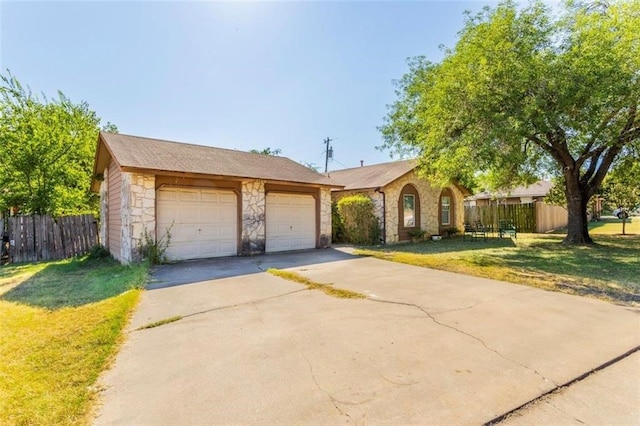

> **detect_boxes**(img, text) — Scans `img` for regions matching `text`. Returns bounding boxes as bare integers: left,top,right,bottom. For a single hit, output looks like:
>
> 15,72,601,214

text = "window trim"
441,195,451,226
403,194,416,227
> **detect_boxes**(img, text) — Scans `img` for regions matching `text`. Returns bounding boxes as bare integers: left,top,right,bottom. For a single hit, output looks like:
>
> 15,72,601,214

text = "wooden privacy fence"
464,202,568,233
4,214,98,263
535,203,568,233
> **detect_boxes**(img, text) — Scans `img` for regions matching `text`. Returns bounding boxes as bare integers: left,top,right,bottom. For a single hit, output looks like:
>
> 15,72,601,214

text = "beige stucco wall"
332,170,465,243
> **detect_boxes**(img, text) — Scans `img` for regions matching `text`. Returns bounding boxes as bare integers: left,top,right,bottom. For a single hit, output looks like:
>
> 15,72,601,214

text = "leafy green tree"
0,72,115,216
379,1,640,244
250,147,282,156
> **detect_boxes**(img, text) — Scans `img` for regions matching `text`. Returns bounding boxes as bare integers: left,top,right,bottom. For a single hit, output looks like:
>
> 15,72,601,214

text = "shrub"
87,244,111,260
336,195,380,245
331,202,346,243
408,228,426,241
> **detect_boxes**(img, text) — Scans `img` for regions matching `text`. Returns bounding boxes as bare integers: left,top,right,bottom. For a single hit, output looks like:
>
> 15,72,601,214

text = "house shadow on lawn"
479,236,640,304
1,257,145,310
148,248,358,289
360,235,518,256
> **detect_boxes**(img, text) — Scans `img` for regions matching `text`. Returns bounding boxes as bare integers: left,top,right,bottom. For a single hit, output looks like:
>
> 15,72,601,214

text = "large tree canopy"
380,0,640,244
0,73,116,216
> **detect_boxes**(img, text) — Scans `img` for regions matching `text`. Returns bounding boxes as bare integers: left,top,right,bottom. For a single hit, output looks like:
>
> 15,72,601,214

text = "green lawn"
357,217,640,306
0,256,147,425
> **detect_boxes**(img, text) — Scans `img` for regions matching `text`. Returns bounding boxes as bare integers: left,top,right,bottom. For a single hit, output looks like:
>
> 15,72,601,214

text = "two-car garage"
156,187,317,261
94,132,337,264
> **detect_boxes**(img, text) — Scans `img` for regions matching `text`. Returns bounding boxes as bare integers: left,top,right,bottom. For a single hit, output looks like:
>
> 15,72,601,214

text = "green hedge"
331,202,346,243
335,195,380,245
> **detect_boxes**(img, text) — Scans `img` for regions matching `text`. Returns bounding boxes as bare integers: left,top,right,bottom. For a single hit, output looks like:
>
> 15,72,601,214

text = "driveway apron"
94,250,640,425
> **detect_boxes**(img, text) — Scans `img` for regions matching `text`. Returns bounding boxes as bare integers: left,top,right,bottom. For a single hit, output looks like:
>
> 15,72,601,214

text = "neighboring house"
329,160,469,243
91,132,342,264
465,181,570,233
465,181,553,206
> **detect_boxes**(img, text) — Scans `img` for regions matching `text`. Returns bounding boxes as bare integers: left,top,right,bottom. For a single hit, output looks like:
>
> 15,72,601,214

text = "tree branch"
579,107,622,163
580,146,606,185
587,105,638,197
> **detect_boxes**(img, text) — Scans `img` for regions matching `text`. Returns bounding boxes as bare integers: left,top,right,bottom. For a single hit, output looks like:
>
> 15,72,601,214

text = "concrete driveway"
95,249,640,425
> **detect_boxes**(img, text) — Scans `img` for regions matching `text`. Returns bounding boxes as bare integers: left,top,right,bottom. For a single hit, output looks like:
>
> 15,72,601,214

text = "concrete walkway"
94,250,640,425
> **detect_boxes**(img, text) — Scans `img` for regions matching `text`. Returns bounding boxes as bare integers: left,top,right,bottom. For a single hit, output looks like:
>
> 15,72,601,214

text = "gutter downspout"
375,187,386,244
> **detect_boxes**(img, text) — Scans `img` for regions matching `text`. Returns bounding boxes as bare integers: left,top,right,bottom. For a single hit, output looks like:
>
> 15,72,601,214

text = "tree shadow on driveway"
148,248,358,289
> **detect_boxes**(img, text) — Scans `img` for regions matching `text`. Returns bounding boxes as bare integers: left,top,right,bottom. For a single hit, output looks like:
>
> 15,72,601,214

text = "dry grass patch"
267,268,366,299
0,257,147,425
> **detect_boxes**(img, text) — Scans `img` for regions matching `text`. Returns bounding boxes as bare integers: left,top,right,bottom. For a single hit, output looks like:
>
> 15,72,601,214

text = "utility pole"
324,137,333,173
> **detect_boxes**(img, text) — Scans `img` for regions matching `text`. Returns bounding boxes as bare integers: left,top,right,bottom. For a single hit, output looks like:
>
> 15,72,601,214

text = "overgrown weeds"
267,268,366,299
137,224,173,264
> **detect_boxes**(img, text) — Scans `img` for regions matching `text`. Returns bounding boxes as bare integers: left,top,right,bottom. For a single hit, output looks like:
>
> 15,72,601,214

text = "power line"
331,158,349,169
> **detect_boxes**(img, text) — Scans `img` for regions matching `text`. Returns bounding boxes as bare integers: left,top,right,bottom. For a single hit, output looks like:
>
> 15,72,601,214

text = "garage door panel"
199,225,235,239
178,190,199,202
266,193,316,253
199,191,219,202
157,188,238,261
218,193,236,204
157,190,178,202
171,225,199,242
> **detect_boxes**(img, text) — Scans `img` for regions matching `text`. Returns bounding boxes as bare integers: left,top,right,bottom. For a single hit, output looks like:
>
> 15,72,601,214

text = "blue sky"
1,1,495,171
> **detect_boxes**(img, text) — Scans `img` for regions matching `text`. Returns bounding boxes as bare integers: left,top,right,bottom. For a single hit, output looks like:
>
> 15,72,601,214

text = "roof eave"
118,166,344,189
90,132,116,192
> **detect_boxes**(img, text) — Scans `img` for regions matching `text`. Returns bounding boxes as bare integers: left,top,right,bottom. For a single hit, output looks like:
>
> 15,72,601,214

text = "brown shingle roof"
93,132,339,188
329,160,417,191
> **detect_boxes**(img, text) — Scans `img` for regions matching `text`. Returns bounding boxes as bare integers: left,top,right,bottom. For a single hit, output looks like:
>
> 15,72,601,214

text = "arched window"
398,184,420,241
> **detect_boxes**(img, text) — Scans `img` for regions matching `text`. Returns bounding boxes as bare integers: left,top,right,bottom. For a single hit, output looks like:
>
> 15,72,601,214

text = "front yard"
0,256,147,425
0,217,637,424
357,217,640,306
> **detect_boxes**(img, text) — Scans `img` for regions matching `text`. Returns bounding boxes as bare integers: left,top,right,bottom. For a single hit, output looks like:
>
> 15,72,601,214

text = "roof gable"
92,132,341,190
328,160,417,191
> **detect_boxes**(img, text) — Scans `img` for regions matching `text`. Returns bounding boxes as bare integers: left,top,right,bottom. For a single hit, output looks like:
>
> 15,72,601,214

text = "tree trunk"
622,217,627,235
563,176,593,245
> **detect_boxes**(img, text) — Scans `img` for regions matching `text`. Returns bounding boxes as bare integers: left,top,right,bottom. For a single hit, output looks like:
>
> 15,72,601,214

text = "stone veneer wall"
331,170,464,244
120,172,156,263
241,179,266,255
383,171,442,243
319,187,332,247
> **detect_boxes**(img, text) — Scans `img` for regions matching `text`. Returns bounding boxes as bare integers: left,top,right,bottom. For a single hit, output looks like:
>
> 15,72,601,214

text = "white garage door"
156,188,237,261
266,193,316,252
